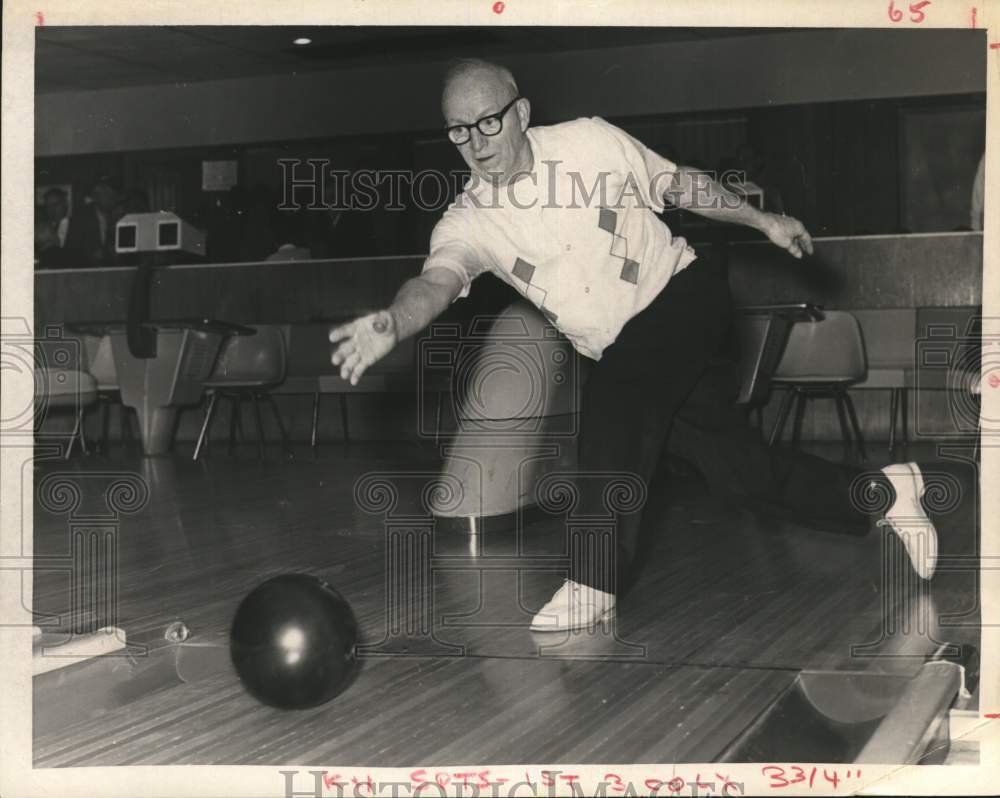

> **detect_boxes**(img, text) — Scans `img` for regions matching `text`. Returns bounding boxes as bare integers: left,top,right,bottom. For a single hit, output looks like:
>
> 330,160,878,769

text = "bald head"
441,59,532,185
441,59,518,112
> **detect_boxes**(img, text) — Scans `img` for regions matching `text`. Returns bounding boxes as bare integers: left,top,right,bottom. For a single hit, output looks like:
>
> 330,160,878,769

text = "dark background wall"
36,94,987,259
34,27,987,262
35,29,986,155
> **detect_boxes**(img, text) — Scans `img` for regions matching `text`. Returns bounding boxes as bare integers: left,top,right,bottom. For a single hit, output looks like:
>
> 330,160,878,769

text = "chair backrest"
210,325,287,385
772,311,867,383
732,312,794,405
851,309,916,370
82,333,119,390
33,325,85,371
34,368,98,405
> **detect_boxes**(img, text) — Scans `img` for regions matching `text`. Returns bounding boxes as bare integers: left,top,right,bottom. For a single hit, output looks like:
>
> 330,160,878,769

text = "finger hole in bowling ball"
230,573,360,710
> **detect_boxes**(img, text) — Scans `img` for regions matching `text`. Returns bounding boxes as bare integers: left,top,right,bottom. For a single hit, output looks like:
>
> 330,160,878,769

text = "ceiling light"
293,37,312,46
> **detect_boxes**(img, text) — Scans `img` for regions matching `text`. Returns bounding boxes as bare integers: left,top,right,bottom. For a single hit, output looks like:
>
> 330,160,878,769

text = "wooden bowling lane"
32,442,980,766
656,454,981,676
31,445,424,644
35,640,796,766
427,454,979,671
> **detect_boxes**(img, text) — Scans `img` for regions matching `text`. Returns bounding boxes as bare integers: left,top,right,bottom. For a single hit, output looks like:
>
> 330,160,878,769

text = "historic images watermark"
276,158,751,215
2,317,151,656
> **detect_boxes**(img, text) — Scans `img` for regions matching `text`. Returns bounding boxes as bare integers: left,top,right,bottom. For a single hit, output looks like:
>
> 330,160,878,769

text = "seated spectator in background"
34,187,73,268
267,208,312,262
65,176,123,267
34,206,60,267
42,187,70,246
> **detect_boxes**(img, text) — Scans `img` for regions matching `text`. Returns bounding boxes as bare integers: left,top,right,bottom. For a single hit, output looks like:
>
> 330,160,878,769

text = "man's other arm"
651,156,814,259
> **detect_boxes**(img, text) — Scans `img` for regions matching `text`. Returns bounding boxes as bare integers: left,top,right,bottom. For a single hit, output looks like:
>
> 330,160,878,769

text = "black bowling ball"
230,574,358,709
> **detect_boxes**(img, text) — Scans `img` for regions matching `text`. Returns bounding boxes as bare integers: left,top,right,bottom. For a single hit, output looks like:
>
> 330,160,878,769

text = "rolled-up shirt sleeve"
423,208,489,300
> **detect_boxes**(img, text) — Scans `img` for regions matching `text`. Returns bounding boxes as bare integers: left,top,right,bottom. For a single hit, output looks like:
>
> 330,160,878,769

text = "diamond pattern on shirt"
597,207,640,285
598,208,617,235
620,259,640,285
512,257,535,283
511,257,558,322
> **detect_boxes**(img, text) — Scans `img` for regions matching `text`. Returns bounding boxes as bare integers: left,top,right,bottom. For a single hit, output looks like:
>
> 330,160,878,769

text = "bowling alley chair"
82,333,138,452
277,323,446,448
31,327,99,458
767,310,869,461
193,325,289,460
34,367,99,459
733,303,824,434
850,310,917,457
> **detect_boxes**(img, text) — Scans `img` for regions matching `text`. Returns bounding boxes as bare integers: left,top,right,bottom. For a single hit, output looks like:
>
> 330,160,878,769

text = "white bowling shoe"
529,580,616,632
877,462,939,580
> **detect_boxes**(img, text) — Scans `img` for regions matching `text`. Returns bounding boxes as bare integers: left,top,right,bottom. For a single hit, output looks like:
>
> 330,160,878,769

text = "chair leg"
754,406,764,438
63,421,76,460
768,388,796,447
228,395,241,455
888,388,899,459
843,391,867,462
791,392,808,445
193,392,219,461
65,408,83,459
120,402,134,447
77,407,90,455
311,392,320,449
252,393,266,459
340,395,350,443
834,391,852,461
266,395,290,453
100,400,111,453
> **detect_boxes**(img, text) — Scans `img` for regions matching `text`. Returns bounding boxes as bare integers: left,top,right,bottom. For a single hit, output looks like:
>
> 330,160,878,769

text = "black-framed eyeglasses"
445,96,521,145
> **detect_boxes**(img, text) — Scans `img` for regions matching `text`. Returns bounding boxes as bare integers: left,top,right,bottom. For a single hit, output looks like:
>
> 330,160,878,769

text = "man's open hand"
329,310,398,385
764,213,814,259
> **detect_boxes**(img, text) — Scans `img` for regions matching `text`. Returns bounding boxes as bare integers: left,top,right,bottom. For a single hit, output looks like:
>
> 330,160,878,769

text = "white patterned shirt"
424,116,697,360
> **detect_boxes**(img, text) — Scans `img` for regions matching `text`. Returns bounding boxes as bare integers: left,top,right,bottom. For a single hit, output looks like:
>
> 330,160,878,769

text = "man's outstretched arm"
329,266,466,385
663,164,814,259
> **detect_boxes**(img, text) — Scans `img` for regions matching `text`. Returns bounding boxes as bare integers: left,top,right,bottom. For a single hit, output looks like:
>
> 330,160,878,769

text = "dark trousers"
572,258,870,594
